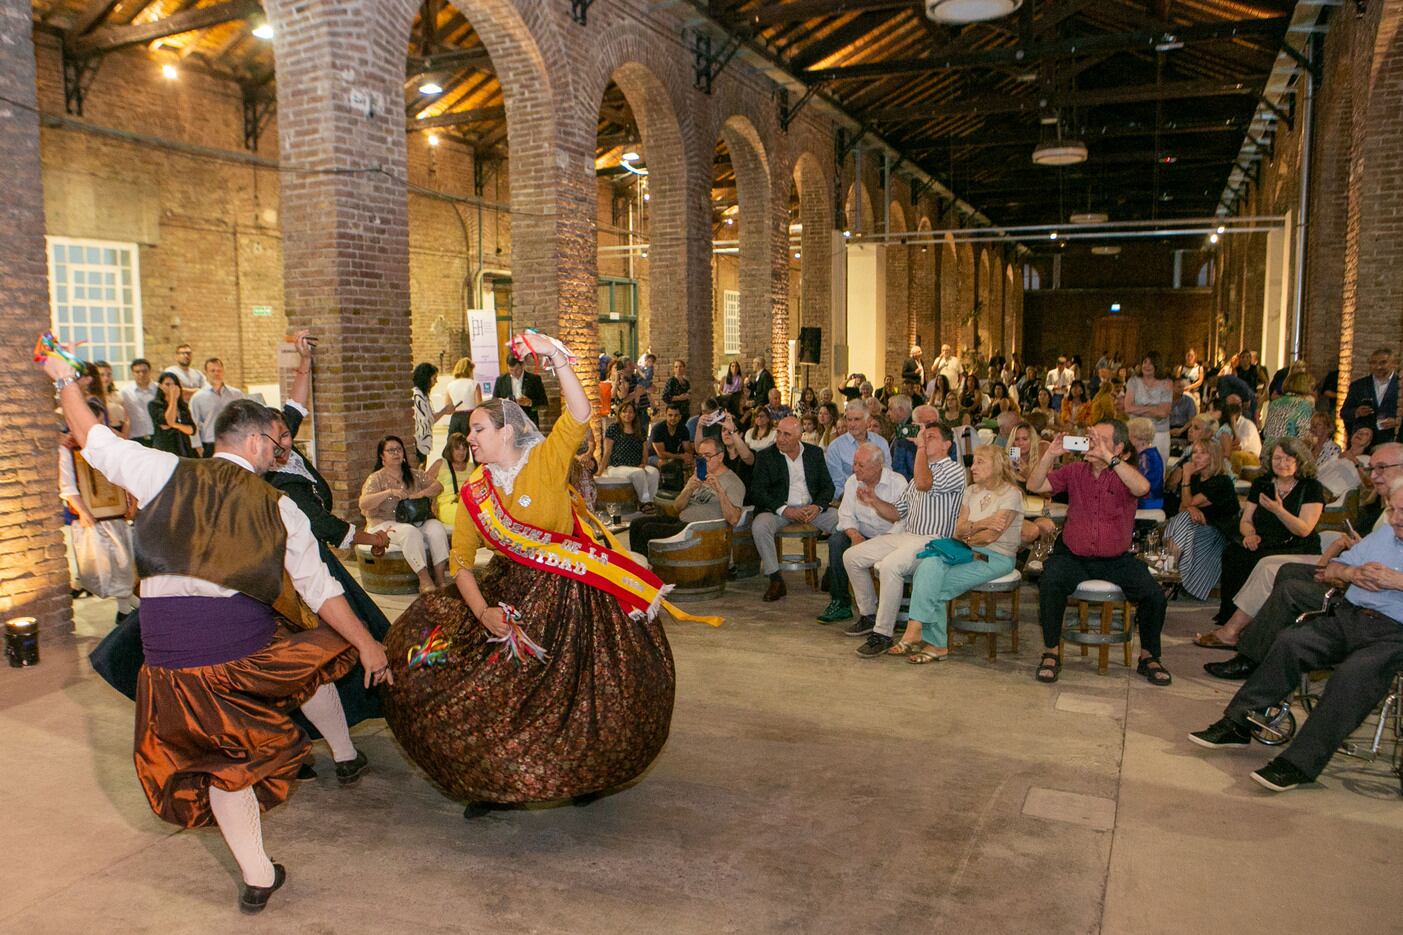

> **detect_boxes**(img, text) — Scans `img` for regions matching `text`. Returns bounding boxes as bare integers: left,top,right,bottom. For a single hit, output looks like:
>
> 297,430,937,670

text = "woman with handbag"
892,445,1024,664
358,435,450,594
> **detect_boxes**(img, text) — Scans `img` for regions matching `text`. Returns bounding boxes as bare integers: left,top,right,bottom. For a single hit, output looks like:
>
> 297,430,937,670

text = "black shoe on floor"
464,801,508,820
855,633,893,658
296,760,317,781
816,599,853,623
1188,717,1252,749
1204,654,1257,681
844,615,875,637
239,863,286,915
1251,757,1313,792
334,750,368,786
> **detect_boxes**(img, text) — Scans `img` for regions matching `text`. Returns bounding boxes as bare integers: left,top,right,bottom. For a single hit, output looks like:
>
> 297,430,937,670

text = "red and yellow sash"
461,469,722,627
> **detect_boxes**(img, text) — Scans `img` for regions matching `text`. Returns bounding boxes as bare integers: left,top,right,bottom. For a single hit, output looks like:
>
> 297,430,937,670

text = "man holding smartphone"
1025,420,1171,686
627,437,743,554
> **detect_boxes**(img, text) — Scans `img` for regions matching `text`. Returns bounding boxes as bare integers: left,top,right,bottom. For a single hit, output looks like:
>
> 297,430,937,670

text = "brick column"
267,0,418,512
0,0,71,635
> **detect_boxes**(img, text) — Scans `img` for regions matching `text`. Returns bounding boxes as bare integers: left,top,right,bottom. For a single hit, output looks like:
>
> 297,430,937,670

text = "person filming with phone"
1025,420,1172,686
626,436,744,555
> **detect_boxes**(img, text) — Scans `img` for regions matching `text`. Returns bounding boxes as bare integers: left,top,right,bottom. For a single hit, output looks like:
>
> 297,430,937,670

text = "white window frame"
723,289,741,356
46,236,144,375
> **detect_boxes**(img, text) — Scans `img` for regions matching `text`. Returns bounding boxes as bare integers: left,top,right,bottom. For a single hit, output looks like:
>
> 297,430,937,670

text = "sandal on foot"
907,649,948,665
1137,656,1173,687
887,640,923,656
1036,652,1061,683
1193,631,1236,650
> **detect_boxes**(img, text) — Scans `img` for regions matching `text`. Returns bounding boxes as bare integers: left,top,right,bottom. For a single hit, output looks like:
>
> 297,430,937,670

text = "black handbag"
395,496,433,526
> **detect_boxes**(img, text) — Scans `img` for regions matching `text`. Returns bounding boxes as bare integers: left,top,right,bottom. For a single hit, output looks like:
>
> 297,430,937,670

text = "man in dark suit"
749,415,838,602
492,355,549,426
1340,347,1398,445
747,355,776,411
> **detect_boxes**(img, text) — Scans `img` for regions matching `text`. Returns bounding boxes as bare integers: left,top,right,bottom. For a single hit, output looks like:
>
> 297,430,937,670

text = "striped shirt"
896,458,965,538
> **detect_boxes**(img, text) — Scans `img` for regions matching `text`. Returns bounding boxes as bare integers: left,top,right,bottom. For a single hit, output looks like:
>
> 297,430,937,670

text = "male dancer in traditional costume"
41,351,393,914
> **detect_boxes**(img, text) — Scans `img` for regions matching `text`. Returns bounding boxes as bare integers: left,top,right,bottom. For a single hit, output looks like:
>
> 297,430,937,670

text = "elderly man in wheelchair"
1189,476,1403,792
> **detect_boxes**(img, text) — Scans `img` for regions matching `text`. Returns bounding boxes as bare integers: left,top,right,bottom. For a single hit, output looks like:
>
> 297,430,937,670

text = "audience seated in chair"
628,437,744,555
1025,420,1171,686
825,400,892,494
844,421,966,658
815,443,908,625
1189,477,1403,793
749,416,839,602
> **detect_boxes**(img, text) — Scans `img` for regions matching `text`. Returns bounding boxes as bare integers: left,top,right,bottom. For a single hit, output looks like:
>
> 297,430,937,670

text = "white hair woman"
380,333,691,819
893,445,1024,663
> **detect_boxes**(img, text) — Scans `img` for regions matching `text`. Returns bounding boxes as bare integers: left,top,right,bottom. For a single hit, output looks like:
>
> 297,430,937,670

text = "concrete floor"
2,572,1400,935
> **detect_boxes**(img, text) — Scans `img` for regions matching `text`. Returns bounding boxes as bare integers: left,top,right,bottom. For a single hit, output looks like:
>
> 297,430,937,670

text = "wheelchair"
1246,589,1403,795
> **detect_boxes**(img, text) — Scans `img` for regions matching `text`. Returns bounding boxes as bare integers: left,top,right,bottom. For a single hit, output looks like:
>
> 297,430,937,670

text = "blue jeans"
907,550,1016,648
828,530,854,603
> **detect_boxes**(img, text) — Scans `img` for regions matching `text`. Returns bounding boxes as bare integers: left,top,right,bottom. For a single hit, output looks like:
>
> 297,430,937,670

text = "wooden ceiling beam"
736,0,915,28
409,105,506,130
69,0,263,56
67,0,125,39
868,78,1261,122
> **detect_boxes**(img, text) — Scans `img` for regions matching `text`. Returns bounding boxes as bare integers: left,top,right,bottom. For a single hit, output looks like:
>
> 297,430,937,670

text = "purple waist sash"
140,594,277,669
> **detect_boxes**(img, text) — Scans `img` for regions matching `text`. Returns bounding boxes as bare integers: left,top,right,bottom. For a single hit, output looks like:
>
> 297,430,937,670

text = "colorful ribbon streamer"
508,329,577,373
406,624,451,670
485,603,548,668
33,331,86,374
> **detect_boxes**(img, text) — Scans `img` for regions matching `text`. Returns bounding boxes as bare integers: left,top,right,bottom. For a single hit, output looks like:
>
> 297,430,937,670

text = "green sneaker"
816,599,853,623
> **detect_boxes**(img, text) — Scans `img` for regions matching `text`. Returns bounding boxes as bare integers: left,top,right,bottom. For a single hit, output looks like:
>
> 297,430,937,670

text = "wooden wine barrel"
730,506,760,579
594,476,639,517
355,546,419,595
648,519,730,601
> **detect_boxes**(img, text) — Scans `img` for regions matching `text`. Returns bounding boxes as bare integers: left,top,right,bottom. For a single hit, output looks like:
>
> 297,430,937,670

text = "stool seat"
783,522,819,536
974,569,1022,591
1070,579,1126,602
354,546,419,595
775,522,821,590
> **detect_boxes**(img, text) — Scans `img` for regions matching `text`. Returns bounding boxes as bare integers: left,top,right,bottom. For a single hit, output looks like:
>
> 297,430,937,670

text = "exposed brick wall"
1,0,70,636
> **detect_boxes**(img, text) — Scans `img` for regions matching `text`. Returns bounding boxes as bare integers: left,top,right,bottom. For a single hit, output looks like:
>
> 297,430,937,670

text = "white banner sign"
467,309,500,400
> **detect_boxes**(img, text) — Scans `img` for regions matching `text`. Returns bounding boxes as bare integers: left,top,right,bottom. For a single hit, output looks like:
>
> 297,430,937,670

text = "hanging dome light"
1070,212,1108,224
1033,139,1088,166
925,0,1022,24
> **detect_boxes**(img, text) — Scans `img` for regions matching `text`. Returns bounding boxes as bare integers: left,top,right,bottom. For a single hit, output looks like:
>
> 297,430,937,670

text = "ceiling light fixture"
1069,212,1108,224
419,81,443,95
1155,34,1184,52
1216,225,1226,234
162,64,178,80
252,22,274,39
1033,138,1087,166
427,134,439,147
924,0,1021,24
621,151,641,162
1091,245,1121,256
1209,233,1219,244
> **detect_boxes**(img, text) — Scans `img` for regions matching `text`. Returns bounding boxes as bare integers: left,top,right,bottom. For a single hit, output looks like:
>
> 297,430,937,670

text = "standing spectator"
1213,368,1258,423
887,396,918,479
93,361,128,437
649,403,694,492
1340,347,1398,444
165,342,206,400
598,400,659,511
844,421,966,657
825,400,892,496
1213,437,1326,626
1182,348,1205,401
721,360,745,399
627,436,743,554
358,436,449,594
747,356,776,411
1316,366,1340,415
121,358,158,446
902,345,925,387
636,353,657,418
189,358,244,458
1026,421,1171,686
896,445,1023,662
933,343,963,393
1045,356,1074,409
817,444,908,624
491,354,548,427
750,416,839,602
658,359,693,421
1126,352,1173,460
412,362,453,469
148,371,197,457
444,357,483,438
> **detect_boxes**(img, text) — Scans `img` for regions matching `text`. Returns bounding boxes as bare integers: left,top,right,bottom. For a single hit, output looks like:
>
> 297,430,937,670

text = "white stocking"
298,683,356,762
208,785,275,887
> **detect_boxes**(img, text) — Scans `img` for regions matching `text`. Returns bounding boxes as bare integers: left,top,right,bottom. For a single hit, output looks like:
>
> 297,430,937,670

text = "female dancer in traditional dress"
382,332,717,816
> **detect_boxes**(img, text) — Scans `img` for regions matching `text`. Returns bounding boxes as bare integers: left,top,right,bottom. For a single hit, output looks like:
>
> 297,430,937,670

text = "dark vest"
133,459,286,605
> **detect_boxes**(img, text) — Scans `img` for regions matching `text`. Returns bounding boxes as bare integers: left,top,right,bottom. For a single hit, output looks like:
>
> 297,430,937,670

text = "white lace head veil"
478,397,545,493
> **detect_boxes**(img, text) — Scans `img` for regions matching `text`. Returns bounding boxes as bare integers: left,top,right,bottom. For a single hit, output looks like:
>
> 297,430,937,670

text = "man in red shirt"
1026,420,1172,686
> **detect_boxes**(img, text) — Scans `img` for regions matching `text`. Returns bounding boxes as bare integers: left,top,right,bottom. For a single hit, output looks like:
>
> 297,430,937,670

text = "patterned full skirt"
382,556,676,804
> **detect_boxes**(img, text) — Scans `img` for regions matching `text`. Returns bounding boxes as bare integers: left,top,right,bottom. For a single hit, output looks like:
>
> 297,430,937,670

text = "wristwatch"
53,376,78,391
1107,456,1122,468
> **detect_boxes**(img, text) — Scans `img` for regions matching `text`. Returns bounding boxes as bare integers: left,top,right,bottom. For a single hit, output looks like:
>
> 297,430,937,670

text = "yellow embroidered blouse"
449,407,586,573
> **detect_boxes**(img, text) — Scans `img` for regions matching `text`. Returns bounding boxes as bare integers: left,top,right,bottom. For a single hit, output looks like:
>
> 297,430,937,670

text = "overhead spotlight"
643,193,650,202
1216,225,1226,234
924,0,1021,24
419,81,443,95
162,64,178,80
794,251,801,259
725,217,734,225
1032,139,1087,166
842,229,852,238
1154,34,1184,52
1049,231,1058,240
621,151,641,162
427,133,439,147
252,22,274,39
1209,233,1219,244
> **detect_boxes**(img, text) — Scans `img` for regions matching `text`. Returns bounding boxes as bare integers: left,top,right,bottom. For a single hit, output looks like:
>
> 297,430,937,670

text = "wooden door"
1091,317,1139,369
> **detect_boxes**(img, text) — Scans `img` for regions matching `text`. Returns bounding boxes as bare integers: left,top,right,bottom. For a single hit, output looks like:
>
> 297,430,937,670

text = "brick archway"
718,115,772,384
792,150,831,388
885,199,910,381
844,182,875,235
909,215,936,368
956,240,975,357
939,233,959,358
